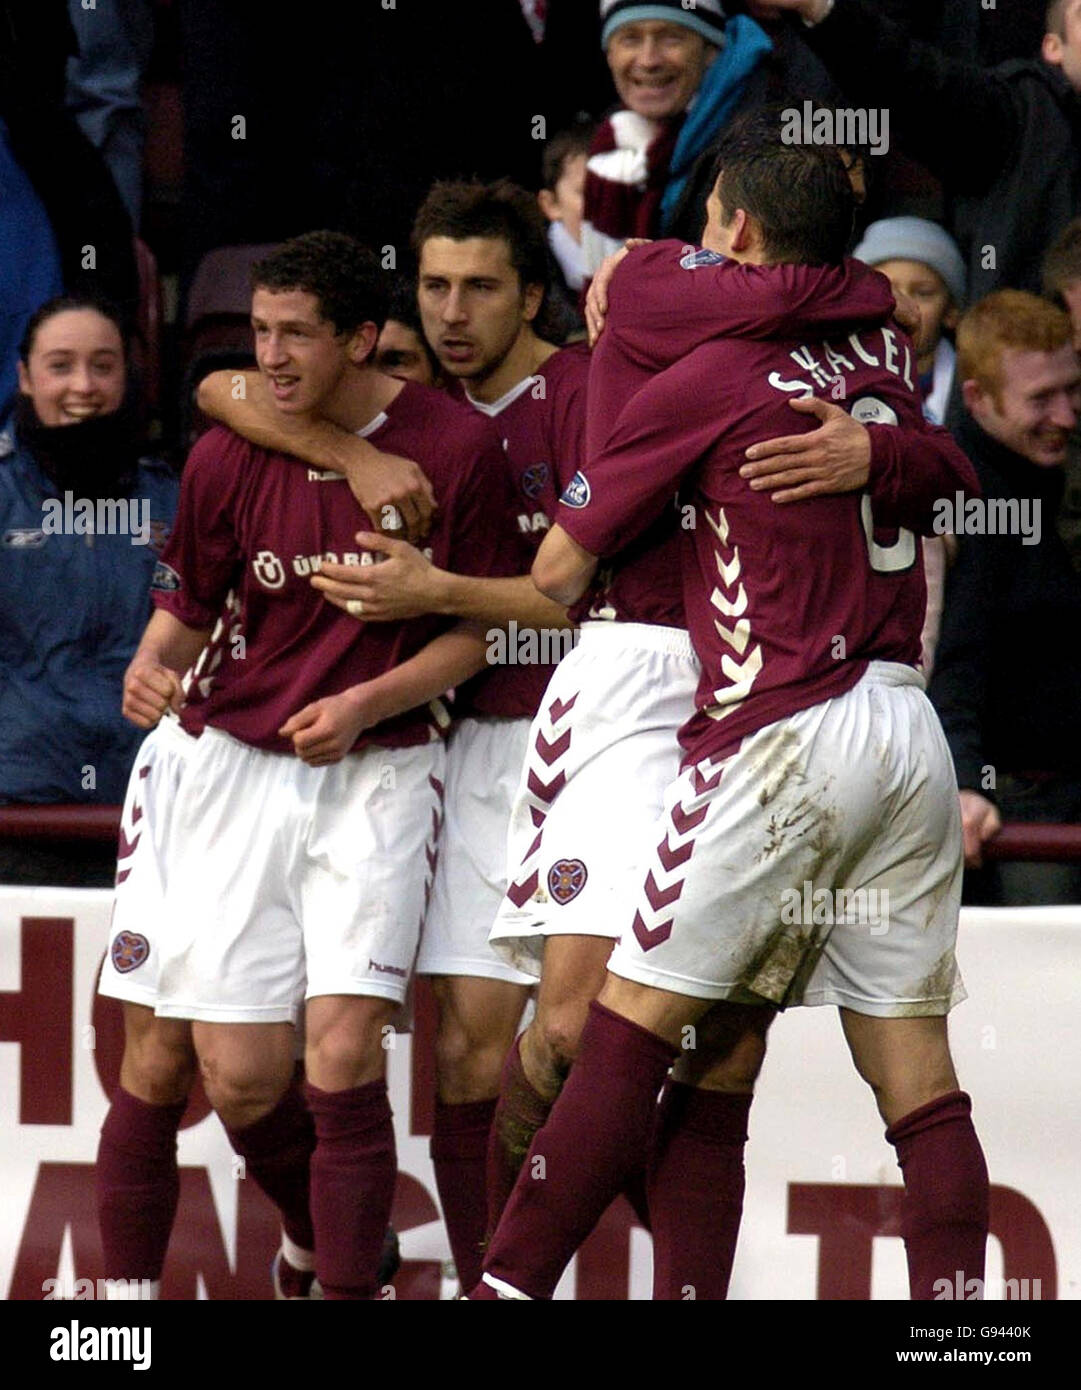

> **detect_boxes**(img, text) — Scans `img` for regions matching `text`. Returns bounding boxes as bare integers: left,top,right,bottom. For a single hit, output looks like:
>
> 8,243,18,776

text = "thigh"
156,730,304,1024
100,718,196,1009
305,994,400,1091
671,1002,776,1091
300,742,446,1008
597,972,714,1049
536,933,615,1020
417,718,535,986
192,1020,297,1099
119,1001,195,1104
840,1009,959,1126
429,973,530,1050
490,628,698,976
807,679,965,1017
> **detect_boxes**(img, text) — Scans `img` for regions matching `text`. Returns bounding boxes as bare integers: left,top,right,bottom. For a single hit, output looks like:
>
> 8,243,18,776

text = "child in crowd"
853,216,965,426
853,216,967,675
538,124,592,294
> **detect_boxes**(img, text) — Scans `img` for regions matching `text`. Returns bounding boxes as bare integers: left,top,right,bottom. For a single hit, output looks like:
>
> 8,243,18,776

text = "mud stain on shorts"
890,948,958,1016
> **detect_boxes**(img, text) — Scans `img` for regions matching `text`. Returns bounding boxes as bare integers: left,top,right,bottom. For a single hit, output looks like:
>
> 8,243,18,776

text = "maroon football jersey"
458,342,590,718
155,382,521,752
570,242,898,627
562,318,980,765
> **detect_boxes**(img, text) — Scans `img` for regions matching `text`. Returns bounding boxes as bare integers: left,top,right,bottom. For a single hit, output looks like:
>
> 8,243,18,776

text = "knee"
122,1034,196,1107
433,1014,512,1103
677,1039,764,1092
535,1000,590,1078
198,1053,286,1131
306,1012,390,1092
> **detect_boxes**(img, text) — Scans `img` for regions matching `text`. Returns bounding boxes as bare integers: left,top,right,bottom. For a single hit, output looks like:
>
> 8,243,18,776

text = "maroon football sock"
431,1097,496,1291
305,1079,397,1300
478,1002,676,1300
886,1090,989,1300
96,1087,187,1281
486,1035,553,1236
647,1080,751,1300
225,1074,316,1253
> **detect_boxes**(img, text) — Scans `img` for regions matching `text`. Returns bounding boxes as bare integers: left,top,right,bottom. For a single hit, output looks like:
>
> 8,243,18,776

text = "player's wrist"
429,566,461,617
346,674,397,730
341,681,378,728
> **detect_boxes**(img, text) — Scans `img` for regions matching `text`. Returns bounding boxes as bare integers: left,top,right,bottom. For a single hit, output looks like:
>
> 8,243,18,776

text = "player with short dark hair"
374,278,444,385
472,142,987,1302
486,132,929,1245
106,229,520,1300
195,185,584,1293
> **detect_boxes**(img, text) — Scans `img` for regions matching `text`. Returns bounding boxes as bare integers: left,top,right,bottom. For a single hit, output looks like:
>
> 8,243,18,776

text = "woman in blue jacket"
0,293,178,884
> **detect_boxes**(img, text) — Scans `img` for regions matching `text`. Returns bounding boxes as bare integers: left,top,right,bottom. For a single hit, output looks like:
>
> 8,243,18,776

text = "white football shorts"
416,716,536,985
608,662,966,1018
489,622,701,978
154,727,446,1022
99,715,196,1007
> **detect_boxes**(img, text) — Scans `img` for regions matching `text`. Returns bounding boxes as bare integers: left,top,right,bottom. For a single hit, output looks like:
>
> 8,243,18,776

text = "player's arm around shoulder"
864,415,982,534
196,369,434,542
313,412,570,630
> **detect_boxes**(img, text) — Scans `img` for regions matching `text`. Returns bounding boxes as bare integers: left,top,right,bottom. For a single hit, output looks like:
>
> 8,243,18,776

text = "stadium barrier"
1,807,1078,1300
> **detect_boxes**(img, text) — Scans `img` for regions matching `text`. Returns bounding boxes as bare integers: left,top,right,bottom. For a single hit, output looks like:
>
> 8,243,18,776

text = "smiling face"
606,21,714,121
873,258,957,369
417,235,541,387
18,308,125,425
250,287,371,414
966,344,1081,467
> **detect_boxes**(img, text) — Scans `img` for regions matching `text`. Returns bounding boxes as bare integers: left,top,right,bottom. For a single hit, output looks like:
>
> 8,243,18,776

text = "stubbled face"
606,21,713,121
969,345,1081,466
18,309,125,425
417,236,539,386
540,153,587,243
1043,0,1081,92
374,319,436,385
250,287,356,414
873,259,956,365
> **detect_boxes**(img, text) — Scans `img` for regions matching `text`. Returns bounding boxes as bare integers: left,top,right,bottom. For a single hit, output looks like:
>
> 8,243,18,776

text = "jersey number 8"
851,396,916,575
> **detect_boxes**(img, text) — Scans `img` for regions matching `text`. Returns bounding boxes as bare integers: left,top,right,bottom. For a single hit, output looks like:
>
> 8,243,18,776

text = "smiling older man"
581,0,772,275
